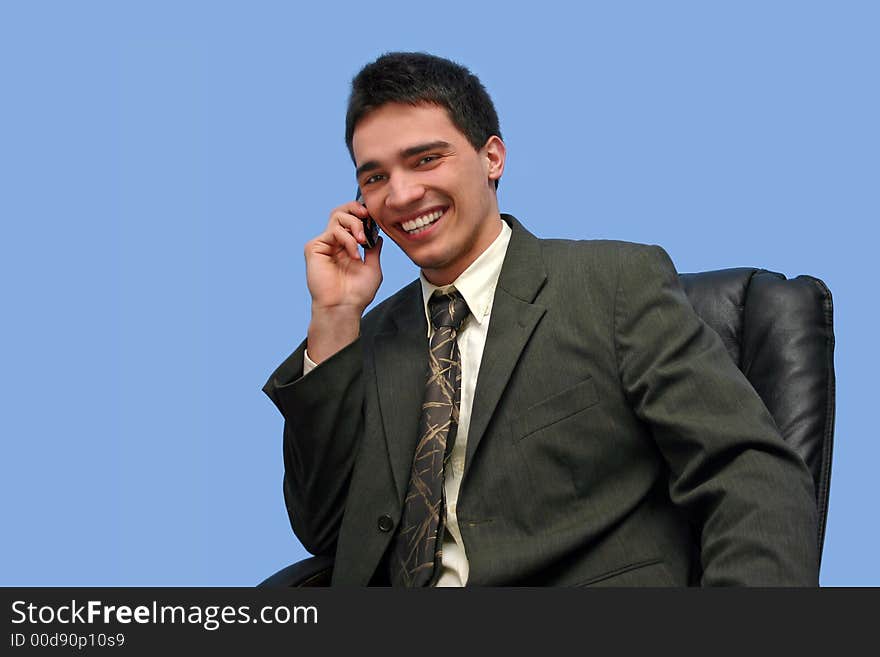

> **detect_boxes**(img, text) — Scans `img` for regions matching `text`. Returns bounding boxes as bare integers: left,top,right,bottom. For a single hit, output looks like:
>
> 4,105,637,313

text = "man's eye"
364,174,385,185
418,155,439,165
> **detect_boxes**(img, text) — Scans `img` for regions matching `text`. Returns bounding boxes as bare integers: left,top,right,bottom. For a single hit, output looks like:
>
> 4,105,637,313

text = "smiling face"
352,102,506,286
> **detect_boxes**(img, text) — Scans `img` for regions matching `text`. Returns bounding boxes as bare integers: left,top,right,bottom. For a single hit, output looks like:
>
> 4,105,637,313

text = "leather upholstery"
679,268,835,558
260,267,835,586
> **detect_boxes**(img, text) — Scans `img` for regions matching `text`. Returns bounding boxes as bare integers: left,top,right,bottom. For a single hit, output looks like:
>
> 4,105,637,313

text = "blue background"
2,1,876,586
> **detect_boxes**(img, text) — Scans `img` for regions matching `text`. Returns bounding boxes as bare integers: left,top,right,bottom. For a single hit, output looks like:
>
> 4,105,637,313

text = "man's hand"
305,202,384,363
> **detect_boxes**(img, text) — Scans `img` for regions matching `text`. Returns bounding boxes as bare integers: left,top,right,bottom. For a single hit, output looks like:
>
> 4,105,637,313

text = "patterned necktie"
389,289,470,587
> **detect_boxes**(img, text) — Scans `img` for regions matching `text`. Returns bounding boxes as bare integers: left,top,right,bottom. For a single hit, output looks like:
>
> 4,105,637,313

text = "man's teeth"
401,210,444,234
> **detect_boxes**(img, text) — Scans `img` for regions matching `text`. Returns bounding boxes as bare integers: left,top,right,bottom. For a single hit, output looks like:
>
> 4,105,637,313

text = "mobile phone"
356,187,380,249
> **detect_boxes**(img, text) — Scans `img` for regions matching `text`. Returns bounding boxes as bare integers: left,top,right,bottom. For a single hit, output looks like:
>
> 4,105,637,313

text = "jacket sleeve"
262,337,365,556
613,243,819,585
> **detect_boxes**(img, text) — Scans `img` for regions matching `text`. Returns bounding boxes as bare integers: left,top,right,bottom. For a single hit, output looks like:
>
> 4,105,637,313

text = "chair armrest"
258,554,334,587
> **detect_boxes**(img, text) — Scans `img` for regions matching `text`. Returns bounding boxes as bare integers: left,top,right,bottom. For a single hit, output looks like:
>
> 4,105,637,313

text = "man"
263,52,819,586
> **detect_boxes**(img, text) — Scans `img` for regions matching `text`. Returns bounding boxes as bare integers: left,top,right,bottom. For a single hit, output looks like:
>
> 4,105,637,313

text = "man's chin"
401,246,446,271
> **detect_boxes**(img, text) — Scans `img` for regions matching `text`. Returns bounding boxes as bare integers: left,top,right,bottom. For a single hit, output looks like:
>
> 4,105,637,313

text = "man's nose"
385,174,425,209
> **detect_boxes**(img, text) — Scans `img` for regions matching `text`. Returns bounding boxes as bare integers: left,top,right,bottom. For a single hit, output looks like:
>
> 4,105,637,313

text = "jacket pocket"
510,376,600,441
575,559,672,587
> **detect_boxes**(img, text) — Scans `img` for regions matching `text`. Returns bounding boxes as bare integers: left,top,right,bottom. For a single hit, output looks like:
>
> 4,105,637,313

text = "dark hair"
345,52,502,187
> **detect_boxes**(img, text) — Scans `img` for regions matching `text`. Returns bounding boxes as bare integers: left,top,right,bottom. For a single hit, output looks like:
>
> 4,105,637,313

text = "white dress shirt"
304,219,512,587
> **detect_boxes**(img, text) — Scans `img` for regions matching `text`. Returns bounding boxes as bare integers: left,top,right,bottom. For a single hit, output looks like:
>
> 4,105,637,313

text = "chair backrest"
679,268,835,563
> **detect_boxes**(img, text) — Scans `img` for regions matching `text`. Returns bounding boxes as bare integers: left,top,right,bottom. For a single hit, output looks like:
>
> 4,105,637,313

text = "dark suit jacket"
263,215,819,586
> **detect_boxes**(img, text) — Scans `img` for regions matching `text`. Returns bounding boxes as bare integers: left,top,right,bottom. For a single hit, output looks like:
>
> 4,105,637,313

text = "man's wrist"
307,305,362,364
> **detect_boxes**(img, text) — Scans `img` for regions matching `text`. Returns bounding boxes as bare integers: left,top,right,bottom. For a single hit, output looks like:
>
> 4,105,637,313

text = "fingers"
306,205,365,259
336,203,370,240
337,200,370,221
330,204,370,255
363,235,384,271
330,223,362,260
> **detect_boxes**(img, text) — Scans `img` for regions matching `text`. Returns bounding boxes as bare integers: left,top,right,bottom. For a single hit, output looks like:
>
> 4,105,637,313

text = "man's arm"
262,202,384,554
614,243,819,585
262,337,365,555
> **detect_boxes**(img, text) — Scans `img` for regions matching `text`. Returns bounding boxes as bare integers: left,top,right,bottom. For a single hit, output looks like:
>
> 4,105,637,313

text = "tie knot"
429,290,470,330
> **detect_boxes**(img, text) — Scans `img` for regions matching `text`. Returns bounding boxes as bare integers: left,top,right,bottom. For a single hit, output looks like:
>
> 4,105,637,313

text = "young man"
263,52,819,586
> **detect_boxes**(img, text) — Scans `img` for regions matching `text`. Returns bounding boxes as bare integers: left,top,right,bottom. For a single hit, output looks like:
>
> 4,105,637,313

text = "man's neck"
420,214,504,286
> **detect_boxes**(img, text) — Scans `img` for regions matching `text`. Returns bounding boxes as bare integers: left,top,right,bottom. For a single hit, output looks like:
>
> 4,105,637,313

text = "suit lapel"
466,216,547,470
370,216,549,497
372,282,429,503
339,218,545,584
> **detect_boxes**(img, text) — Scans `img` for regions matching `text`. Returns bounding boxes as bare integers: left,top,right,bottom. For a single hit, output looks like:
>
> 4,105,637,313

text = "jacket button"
377,515,394,532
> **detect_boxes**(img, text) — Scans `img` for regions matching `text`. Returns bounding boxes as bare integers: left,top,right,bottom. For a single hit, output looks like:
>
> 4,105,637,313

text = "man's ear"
482,136,506,185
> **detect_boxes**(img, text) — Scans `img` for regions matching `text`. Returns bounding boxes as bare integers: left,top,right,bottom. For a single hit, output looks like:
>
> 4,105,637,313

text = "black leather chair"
259,267,836,587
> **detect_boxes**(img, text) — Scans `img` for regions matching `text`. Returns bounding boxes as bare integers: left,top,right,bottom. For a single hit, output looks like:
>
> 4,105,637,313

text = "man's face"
352,102,505,286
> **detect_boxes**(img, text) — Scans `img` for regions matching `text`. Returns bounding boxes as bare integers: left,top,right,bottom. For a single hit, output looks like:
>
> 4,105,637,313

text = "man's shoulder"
510,222,679,301
533,233,671,273
507,214,665,263
538,235,647,254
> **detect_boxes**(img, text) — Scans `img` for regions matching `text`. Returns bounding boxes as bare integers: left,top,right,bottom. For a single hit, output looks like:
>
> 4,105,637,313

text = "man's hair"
345,52,502,187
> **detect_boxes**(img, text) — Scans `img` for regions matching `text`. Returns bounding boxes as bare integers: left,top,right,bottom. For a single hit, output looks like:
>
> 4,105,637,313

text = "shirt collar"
419,219,512,333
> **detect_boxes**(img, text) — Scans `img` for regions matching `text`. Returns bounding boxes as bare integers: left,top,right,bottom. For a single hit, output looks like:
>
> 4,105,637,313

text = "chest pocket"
510,376,600,441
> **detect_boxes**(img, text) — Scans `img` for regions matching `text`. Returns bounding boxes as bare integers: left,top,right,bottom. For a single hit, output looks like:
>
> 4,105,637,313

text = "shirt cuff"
303,349,318,376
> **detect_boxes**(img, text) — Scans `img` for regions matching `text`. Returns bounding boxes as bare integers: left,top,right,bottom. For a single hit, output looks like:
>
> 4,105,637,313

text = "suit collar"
385,213,546,322
496,214,548,303
341,215,548,584
417,219,512,331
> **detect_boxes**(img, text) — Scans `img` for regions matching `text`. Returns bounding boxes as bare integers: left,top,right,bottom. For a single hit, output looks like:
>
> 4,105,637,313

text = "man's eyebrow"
401,140,452,158
355,159,380,179
355,141,452,179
